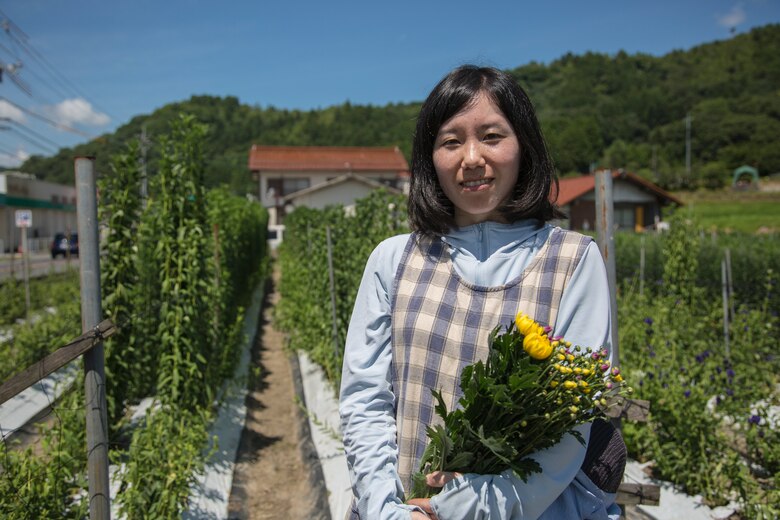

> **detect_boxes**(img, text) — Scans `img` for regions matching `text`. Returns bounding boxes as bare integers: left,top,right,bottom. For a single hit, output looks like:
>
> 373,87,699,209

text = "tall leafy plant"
99,140,144,423
151,114,215,408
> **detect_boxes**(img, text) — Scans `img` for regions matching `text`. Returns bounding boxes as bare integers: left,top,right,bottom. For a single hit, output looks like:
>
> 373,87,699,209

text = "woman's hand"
407,471,463,519
424,471,461,487
408,499,437,519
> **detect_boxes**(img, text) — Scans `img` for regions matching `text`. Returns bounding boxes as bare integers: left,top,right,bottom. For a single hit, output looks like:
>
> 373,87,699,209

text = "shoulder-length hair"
408,65,564,236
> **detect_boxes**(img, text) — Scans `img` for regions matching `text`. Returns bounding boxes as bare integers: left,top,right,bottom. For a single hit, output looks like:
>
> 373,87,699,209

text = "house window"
267,178,311,197
614,206,635,230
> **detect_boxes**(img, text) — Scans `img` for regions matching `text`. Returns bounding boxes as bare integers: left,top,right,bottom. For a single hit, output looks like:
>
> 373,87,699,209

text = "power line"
0,96,92,138
0,8,112,120
1,117,61,149
0,142,19,156
0,123,57,154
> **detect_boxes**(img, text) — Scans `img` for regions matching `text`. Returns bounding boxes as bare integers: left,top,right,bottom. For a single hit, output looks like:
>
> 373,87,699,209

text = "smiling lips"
461,178,494,190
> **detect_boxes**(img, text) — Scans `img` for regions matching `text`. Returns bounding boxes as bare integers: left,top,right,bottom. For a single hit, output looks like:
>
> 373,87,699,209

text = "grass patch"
673,188,780,234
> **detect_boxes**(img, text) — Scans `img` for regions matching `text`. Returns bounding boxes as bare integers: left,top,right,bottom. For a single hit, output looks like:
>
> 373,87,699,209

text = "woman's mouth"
461,178,493,190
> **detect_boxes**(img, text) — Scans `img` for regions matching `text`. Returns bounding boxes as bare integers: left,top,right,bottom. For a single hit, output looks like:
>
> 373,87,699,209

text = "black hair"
408,65,564,236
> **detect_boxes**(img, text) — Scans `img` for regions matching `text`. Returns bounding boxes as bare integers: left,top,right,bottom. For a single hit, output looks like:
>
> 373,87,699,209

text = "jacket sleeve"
429,241,613,520
339,236,421,519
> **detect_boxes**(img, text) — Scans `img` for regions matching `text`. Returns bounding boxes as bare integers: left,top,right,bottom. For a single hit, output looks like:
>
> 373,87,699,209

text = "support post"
639,234,645,297
595,170,619,366
326,226,340,366
75,156,111,519
721,259,731,359
725,248,734,322
21,227,30,318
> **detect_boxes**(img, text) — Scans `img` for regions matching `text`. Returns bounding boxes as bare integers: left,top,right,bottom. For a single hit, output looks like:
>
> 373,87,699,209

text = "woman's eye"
483,133,503,141
441,138,459,146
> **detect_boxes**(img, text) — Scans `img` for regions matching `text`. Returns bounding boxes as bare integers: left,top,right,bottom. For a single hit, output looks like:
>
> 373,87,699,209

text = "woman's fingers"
408,498,438,519
425,471,463,488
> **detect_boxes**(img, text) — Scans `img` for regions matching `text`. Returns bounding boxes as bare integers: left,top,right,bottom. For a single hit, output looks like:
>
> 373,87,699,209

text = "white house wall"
578,179,657,203
259,169,398,206
291,182,377,210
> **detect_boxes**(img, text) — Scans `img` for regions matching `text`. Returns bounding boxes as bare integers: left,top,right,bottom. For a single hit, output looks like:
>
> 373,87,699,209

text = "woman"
339,65,624,519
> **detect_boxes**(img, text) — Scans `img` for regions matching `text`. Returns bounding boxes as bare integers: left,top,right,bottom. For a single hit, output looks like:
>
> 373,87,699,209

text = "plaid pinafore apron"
391,227,591,494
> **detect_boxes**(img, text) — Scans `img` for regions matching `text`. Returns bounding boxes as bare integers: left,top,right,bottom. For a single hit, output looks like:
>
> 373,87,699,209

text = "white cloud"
0,100,26,123
50,98,110,127
718,4,746,28
0,147,30,168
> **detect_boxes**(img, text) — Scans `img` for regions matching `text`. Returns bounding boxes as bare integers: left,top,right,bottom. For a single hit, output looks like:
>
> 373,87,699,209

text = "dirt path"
228,265,328,519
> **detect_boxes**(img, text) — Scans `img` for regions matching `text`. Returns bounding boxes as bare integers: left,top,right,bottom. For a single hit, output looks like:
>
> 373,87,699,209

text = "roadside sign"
15,209,32,228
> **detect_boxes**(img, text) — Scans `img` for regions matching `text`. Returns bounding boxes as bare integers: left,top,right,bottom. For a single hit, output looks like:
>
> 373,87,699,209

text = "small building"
0,171,77,253
248,145,409,246
556,170,682,232
282,172,403,213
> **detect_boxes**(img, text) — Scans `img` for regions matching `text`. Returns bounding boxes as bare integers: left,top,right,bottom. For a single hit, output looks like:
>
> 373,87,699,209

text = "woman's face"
433,92,521,227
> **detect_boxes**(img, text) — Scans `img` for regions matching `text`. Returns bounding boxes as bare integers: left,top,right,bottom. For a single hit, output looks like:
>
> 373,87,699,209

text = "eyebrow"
438,120,512,135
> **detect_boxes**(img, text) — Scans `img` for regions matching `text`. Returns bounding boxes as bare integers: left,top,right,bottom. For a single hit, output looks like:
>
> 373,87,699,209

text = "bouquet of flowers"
410,312,629,499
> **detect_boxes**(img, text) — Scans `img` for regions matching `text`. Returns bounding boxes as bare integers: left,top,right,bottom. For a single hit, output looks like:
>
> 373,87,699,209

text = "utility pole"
651,144,658,182
685,113,692,186
139,125,150,205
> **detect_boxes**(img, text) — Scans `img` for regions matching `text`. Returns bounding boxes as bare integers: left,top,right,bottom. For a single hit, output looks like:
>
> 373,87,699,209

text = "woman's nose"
462,141,485,169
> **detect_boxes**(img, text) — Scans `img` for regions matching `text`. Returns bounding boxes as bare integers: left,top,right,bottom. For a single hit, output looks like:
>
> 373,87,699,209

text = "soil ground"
227,265,324,519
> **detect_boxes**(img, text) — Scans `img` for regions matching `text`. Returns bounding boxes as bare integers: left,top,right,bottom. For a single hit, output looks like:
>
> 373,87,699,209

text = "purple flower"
644,317,654,325
591,353,600,360
695,354,704,363
716,396,722,405
748,415,761,425
727,369,735,379
726,389,734,396
684,390,691,398
716,366,722,374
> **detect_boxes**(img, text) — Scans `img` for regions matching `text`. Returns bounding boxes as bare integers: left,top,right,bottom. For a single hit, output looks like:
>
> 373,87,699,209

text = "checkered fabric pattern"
390,227,591,492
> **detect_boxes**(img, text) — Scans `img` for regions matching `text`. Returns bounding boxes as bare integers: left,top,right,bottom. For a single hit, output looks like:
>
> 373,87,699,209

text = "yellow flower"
563,381,578,390
569,405,579,413
578,381,589,388
573,367,582,374
515,312,540,336
566,354,575,362
613,374,624,383
557,353,566,361
550,381,559,388
523,332,553,360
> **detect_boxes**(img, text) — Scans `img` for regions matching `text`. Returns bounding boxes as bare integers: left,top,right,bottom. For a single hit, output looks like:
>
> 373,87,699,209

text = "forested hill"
18,23,780,192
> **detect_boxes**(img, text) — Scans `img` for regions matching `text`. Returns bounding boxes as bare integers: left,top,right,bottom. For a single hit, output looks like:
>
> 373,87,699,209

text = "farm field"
1,185,778,518
674,185,780,234
277,190,780,519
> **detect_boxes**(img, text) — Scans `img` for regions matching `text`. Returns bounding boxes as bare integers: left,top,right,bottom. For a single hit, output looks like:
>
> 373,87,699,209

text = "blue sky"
0,0,778,168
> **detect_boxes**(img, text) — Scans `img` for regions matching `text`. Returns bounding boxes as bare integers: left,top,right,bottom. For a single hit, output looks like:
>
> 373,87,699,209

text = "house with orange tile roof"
555,170,682,232
248,145,409,229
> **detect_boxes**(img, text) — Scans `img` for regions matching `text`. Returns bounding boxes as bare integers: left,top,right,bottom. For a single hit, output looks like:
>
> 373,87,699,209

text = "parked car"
50,233,79,258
